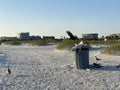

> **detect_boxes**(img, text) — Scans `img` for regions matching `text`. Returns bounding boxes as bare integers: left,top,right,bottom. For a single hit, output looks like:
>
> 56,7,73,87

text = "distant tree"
114,34,118,40
101,36,105,40
105,33,120,41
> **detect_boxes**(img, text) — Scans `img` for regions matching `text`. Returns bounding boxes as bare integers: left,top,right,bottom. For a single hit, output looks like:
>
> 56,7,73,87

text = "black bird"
116,64,120,68
8,68,11,75
66,31,78,40
95,56,102,64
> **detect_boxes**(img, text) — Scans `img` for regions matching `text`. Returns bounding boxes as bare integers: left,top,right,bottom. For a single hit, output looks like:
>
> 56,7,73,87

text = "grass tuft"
5,41,22,45
57,39,80,50
102,43,120,55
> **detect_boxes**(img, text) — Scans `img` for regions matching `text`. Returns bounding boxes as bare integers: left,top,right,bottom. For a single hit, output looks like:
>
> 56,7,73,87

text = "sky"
0,0,120,38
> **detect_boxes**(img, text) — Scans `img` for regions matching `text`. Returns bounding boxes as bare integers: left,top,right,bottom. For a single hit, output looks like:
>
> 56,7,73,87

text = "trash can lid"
81,48,89,50
81,46,89,50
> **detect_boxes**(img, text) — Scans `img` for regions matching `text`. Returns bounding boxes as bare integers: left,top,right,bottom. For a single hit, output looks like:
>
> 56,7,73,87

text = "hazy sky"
0,0,120,38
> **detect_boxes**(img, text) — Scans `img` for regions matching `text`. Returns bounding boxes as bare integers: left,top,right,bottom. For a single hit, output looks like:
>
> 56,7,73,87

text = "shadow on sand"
90,64,120,71
89,46,106,51
0,53,8,65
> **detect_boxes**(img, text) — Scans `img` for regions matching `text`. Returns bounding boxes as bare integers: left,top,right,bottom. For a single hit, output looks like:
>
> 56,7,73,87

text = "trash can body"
74,45,89,69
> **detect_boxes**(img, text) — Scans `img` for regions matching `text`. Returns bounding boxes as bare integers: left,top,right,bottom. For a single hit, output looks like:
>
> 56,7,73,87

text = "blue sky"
0,0,120,38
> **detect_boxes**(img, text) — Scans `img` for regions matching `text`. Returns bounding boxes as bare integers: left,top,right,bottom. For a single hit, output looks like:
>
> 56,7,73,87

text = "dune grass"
56,39,107,50
102,42,120,55
4,39,59,46
57,39,120,55
4,39,120,56
31,39,59,46
5,41,22,45
57,39,81,50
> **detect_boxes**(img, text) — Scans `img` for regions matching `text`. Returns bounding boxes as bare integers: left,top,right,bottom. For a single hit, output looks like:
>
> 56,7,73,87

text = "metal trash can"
73,45,89,69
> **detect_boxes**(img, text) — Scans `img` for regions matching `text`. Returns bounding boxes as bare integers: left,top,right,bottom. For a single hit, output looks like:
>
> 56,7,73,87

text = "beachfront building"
82,33,98,40
43,36,55,40
0,37,17,41
29,35,41,40
17,32,30,40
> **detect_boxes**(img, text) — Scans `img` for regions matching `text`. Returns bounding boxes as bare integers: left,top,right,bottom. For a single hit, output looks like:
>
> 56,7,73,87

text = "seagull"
95,56,102,64
8,68,11,75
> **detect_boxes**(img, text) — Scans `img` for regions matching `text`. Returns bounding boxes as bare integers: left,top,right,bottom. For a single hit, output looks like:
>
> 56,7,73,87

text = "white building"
17,32,30,40
82,33,98,40
0,37,17,41
43,36,55,40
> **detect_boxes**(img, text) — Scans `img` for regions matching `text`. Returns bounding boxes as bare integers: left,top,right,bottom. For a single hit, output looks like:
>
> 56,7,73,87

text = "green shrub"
83,40,119,46
31,39,59,46
5,41,22,45
57,39,80,50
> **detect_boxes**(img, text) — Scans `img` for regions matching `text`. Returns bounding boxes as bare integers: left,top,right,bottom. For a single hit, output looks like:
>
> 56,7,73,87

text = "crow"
8,68,11,75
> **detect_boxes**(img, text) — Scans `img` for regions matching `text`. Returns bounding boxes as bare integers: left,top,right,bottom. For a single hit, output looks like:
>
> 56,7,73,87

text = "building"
43,36,55,40
17,32,30,40
0,37,17,41
29,36,41,40
82,33,98,40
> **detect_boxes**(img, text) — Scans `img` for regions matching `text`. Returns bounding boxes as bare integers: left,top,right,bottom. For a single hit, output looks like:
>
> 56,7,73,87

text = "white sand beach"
0,44,120,90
